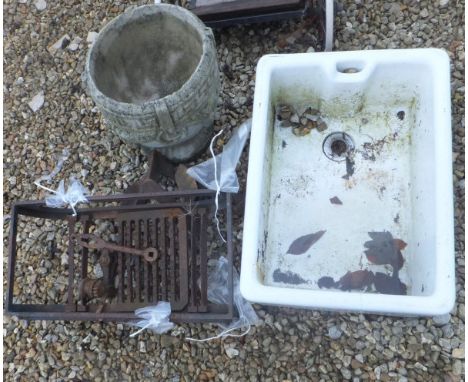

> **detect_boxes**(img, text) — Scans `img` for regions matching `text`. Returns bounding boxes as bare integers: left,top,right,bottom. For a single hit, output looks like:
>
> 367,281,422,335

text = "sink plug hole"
323,132,355,162
331,140,348,156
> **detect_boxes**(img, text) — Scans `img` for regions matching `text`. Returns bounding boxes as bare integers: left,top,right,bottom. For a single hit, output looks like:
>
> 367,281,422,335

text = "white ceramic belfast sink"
240,49,454,316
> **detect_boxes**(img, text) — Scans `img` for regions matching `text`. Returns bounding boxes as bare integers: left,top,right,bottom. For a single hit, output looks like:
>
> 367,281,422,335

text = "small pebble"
328,326,342,340
87,31,99,44
34,0,46,11
442,324,454,338
452,360,463,375
420,8,429,18
316,120,328,132
341,368,352,380
68,36,82,51
48,34,71,54
224,346,239,358
28,91,44,112
277,105,292,120
433,313,451,326
290,114,300,124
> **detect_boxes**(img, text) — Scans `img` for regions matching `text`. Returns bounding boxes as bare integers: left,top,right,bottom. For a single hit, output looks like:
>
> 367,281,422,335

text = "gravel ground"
3,0,465,381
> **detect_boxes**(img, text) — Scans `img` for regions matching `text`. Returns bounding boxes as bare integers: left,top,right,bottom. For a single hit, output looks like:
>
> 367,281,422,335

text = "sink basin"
240,49,454,316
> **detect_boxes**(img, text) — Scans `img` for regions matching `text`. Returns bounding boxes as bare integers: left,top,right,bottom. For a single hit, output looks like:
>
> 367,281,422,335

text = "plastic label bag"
209,256,259,331
129,301,175,337
186,119,252,193
34,149,89,216
42,178,89,213
186,256,259,342
128,259,258,340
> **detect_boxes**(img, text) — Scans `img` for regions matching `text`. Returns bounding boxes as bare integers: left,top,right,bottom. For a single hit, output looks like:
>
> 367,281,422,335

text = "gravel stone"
328,325,343,339
452,348,464,359
433,313,451,326
224,345,239,358
68,37,82,52
28,91,44,112
34,0,46,11
86,31,99,44
442,324,455,338
420,8,429,18
341,368,352,379
48,34,71,55
439,338,452,350
160,335,180,348
290,113,300,124
452,360,463,375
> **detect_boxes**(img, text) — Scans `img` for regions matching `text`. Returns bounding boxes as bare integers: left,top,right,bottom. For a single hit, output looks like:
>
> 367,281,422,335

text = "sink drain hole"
331,140,348,156
323,132,355,162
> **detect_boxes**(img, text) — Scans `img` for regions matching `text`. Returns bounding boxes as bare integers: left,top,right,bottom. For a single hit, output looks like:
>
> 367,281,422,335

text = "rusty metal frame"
6,190,234,323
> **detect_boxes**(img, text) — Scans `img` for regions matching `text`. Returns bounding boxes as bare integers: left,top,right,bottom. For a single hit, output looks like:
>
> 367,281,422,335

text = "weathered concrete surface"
85,4,219,161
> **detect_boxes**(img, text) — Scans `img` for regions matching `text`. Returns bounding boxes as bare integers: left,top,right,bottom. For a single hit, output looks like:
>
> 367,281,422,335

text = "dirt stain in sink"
318,276,336,288
330,196,343,205
374,272,407,295
273,269,307,285
286,230,326,255
342,156,355,180
318,270,374,291
364,231,406,271
337,270,375,291
316,232,408,295
359,131,400,162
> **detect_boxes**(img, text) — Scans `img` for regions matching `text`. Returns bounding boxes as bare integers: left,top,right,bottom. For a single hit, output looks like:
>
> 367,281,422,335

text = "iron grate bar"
188,215,199,312
153,218,159,302
161,217,167,300
135,220,141,303
143,219,150,303
169,217,176,303
67,219,75,305
199,212,208,312
80,220,90,280
177,215,189,310
117,221,124,303
125,220,132,303
80,219,91,305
